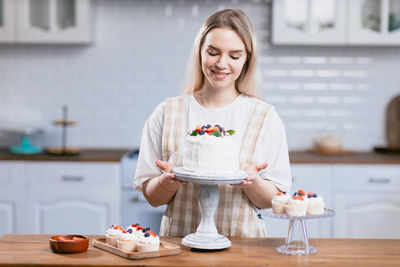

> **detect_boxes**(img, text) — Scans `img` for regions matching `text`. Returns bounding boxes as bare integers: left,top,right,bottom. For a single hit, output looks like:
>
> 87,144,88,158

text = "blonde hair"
182,9,262,99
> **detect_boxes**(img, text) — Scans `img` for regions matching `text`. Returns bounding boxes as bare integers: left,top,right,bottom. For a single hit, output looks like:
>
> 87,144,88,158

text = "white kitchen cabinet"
0,0,15,42
265,164,333,238
0,0,92,44
0,161,120,235
333,164,400,238
348,0,400,45
272,0,347,45
0,162,26,236
272,0,400,45
25,162,120,234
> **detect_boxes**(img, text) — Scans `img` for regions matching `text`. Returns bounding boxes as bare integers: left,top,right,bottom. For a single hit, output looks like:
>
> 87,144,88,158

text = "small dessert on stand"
173,124,247,250
46,105,80,155
262,189,335,255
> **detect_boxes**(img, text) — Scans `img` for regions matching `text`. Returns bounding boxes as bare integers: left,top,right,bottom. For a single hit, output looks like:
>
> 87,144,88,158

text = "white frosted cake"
183,124,239,174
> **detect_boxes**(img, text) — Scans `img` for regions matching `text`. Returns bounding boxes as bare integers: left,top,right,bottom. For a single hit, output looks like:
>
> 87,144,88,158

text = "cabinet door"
348,0,400,45
26,162,120,234
0,0,15,42
265,164,333,238
272,0,347,45
0,162,26,235
15,0,91,43
27,192,118,235
334,193,400,238
0,192,24,235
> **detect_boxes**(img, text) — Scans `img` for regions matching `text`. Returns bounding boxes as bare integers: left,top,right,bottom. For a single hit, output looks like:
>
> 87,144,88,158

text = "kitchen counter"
1,148,399,164
290,150,400,164
0,234,399,267
0,148,130,162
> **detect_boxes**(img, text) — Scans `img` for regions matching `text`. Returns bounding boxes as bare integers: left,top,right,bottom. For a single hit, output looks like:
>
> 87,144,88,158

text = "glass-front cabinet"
272,0,400,45
348,0,400,45
272,0,347,45
0,0,15,42
0,0,91,44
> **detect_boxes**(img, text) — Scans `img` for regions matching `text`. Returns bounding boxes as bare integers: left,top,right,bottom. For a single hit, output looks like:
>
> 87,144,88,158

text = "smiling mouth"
211,70,230,79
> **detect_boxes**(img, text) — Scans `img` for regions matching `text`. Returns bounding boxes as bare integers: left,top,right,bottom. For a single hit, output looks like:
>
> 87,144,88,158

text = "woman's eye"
208,51,218,56
230,56,240,60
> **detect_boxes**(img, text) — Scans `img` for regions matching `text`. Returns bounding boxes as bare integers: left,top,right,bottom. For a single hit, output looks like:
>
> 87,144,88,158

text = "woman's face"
200,27,247,91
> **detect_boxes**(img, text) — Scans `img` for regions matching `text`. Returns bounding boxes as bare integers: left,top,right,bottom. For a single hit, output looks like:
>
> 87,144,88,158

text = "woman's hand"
155,160,185,192
240,162,268,186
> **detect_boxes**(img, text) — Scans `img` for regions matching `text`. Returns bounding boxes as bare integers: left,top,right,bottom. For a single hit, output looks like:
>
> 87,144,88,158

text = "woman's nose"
216,55,228,68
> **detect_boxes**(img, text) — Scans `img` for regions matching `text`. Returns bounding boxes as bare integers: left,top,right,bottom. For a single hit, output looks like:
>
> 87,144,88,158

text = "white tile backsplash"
0,0,399,152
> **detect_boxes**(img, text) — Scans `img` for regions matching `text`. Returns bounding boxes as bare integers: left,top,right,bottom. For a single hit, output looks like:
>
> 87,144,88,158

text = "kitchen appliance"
121,150,166,234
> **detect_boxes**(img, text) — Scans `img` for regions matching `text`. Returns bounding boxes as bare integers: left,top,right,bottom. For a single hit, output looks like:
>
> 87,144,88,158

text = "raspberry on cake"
183,124,239,174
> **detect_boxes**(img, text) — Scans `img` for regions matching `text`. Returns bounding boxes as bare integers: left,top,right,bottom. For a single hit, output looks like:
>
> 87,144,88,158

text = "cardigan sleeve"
134,102,165,192
255,108,292,193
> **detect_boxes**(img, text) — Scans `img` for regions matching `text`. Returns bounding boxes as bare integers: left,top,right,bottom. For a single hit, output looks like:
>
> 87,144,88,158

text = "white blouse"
134,94,292,193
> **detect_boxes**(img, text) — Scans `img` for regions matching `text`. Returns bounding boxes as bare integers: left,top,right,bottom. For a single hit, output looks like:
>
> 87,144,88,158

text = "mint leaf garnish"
227,130,235,135
211,130,222,137
190,130,198,136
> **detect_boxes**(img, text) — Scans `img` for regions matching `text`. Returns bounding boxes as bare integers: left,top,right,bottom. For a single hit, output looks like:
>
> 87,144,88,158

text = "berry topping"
277,192,285,196
313,193,318,198
297,189,305,196
307,194,312,198
144,233,150,237
293,192,297,196
113,224,126,232
189,124,235,137
148,231,157,237
145,227,150,231
142,229,147,233
137,225,145,230
127,229,133,234
293,196,304,201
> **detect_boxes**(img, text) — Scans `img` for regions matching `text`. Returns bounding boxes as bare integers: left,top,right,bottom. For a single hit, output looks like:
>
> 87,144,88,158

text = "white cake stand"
172,167,247,250
260,208,335,255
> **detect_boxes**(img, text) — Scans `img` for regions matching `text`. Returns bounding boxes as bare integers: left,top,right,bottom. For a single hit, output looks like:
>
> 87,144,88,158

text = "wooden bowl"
49,235,89,254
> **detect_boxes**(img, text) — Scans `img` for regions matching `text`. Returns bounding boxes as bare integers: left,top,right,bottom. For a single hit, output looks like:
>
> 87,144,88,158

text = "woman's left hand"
240,162,268,186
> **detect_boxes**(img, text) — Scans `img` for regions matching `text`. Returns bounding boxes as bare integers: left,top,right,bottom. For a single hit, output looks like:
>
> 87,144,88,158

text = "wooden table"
1,234,399,266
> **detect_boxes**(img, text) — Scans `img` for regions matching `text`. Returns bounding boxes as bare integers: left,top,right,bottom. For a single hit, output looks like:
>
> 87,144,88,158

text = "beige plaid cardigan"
159,95,271,237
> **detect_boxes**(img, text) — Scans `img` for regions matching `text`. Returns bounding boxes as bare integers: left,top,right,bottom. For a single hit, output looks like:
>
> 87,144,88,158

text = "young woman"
134,9,291,237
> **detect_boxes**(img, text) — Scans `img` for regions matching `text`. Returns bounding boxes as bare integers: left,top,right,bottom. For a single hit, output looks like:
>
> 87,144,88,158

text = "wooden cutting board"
92,238,180,260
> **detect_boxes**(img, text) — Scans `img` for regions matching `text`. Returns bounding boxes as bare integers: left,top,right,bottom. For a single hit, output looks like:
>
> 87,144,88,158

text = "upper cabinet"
0,0,15,43
0,0,91,44
348,0,400,45
272,0,400,46
272,0,347,45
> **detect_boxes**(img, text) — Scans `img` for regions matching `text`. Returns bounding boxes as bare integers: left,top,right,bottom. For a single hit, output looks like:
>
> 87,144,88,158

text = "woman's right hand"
155,160,184,192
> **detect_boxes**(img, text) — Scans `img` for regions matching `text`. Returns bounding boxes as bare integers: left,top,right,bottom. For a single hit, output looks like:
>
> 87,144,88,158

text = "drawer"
26,162,120,191
291,164,331,185
333,164,400,192
0,162,26,189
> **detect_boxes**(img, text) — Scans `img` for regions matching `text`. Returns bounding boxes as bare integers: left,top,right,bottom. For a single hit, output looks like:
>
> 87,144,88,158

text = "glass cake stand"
260,208,335,255
172,167,247,250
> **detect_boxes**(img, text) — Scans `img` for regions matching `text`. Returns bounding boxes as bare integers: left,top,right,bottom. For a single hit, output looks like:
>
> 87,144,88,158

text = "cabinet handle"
368,178,391,184
62,176,84,182
131,196,141,202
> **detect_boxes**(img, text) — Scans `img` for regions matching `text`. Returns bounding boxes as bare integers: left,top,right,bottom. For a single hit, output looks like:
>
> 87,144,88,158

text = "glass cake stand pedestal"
172,167,247,250
260,208,335,255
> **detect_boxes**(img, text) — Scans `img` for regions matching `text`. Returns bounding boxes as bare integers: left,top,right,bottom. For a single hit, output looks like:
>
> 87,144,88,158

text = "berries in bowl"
49,235,89,253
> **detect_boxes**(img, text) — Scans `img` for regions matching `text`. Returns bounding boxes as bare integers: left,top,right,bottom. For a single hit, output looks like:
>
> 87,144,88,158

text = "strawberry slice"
195,125,202,132
113,224,126,232
297,189,305,196
148,231,157,237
